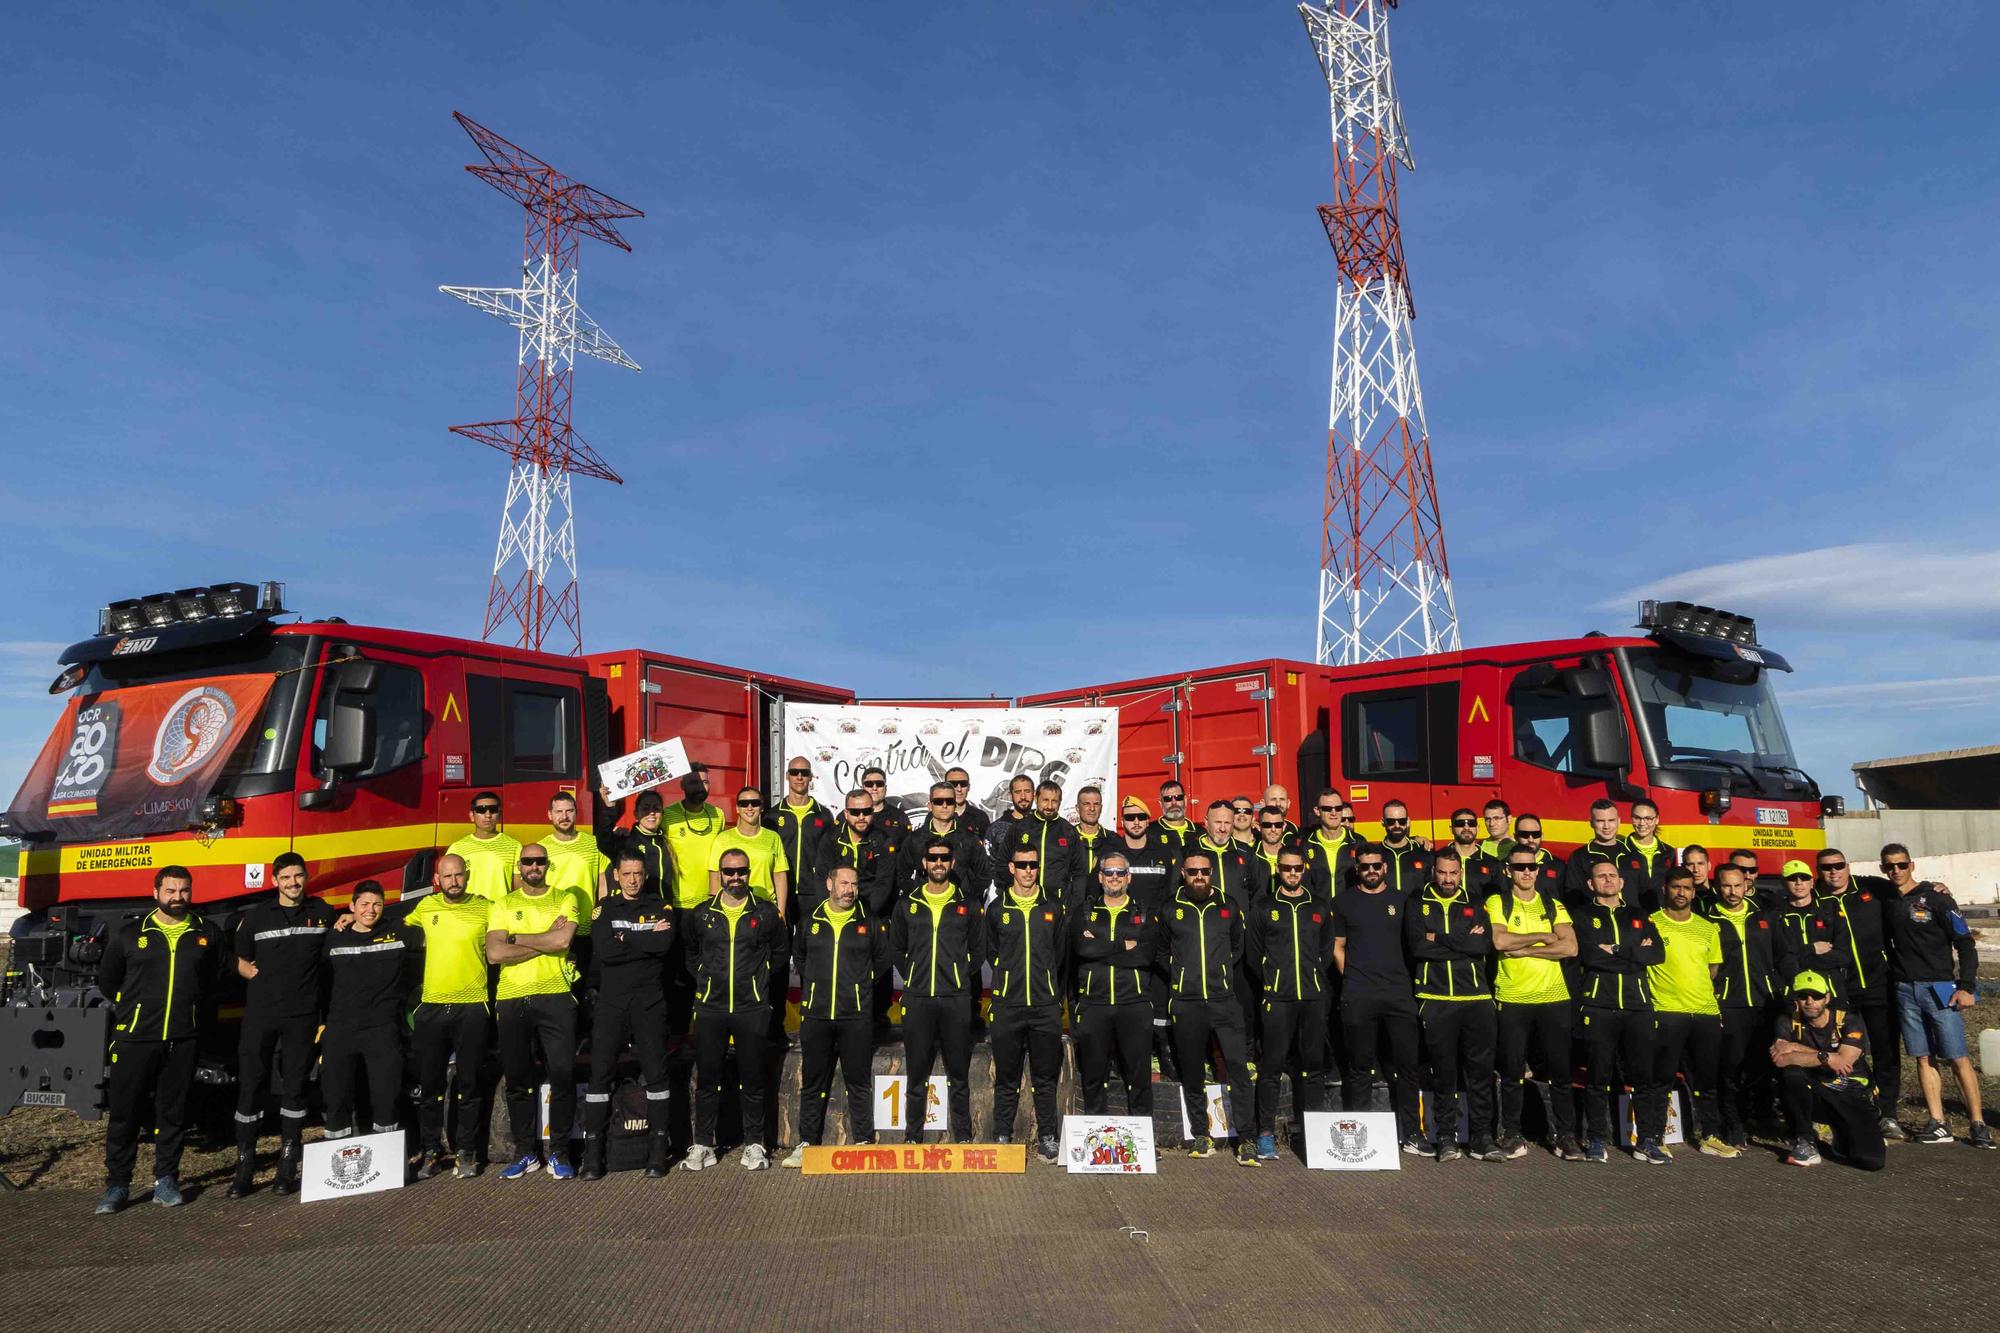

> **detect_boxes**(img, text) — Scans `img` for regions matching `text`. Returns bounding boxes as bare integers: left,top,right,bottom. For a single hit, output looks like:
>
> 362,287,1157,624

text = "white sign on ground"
1174,1082,1235,1140
1300,1111,1403,1171
301,1129,405,1203
874,1074,948,1131
1062,1115,1157,1174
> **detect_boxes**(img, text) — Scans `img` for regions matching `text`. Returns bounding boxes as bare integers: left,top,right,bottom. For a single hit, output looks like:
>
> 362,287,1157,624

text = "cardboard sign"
541,1081,587,1141
600,736,692,803
800,1143,1026,1175
301,1129,406,1202
1175,1082,1235,1140
1618,1090,1686,1148
1062,1116,1157,1174
1300,1111,1402,1171
873,1073,948,1131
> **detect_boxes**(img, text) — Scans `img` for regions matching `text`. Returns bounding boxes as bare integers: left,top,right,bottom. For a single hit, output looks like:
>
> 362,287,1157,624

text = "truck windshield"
1621,645,1811,795
72,633,312,784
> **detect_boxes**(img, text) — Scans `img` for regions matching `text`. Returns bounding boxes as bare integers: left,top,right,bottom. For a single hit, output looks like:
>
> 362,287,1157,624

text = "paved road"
10,1138,1997,1331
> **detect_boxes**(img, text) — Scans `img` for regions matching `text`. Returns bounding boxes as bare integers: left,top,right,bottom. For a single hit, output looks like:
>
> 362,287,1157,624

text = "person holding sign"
1072,851,1158,1119
581,847,675,1180
683,849,783,1171
486,844,583,1181
784,866,888,1166
1163,849,1256,1166
986,848,1070,1162
1246,847,1332,1161
891,836,982,1147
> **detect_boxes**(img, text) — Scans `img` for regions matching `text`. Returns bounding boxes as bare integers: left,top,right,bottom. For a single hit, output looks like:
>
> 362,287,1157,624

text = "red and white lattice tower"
440,111,643,656
1300,2,1458,664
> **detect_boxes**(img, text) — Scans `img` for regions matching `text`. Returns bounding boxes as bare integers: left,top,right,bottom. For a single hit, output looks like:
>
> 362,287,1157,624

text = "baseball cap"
1782,859,1813,879
1791,970,1832,996
1121,796,1152,818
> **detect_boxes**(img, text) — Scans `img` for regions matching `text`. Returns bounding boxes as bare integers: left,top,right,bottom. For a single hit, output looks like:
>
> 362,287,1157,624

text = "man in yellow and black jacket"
1301,789,1354,900
1699,864,1778,1151
1572,858,1668,1163
986,846,1070,1162
682,848,784,1171
1405,849,1501,1161
1245,846,1332,1160
1071,851,1158,1119
95,865,224,1214
788,865,888,1159
891,837,982,1144
1161,847,1256,1167
809,795,898,918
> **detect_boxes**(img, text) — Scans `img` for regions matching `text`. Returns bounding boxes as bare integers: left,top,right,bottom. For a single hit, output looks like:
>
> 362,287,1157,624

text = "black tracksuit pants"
584,989,671,1139
902,994,974,1140
1340,995,1421,1139
1579,1006,1663,1144
693,1005,770,1148
1418,999,1497,1148
1653,1011,1722,1141
322,1022,405,1137
233,1012,317,1148
1077,1002,1155,1117
1255,996,1327,1135
990,1004,1063,1141
1778,1069,1886,1170
1716,1008,1769,1143
1172,997,1253,1142
498,993,578,1158
1495,1000,1575,1141
798,1014,874,1145
413,1001,492,1158
104,1037,198,1188
1853,996,1900,1120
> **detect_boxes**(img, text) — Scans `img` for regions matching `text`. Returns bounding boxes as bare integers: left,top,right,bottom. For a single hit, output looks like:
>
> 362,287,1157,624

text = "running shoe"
1969,1122,1996,1151
1877,1116,1907,1143
1582,1138,1609,1164
1493,1136,1529,1161
499,1154,542,1181
1698,1135,1742,1160
1436,1140,1463,1163
1784,1140,1822,1167
681,1144,717,1172
1187,1135,1216,1159
1235,1142,1261,1168
781,1144,806,1169
1913,1120,1954,1146
1255,1133,1278,1161
1554,1137,1586,1162
548,1158,576,1181
1634,1139,1671,1166
742,1144,770,1170
1400,1134,1437,1158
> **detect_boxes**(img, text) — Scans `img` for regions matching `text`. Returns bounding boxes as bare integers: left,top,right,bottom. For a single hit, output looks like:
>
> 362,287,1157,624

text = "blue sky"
4,1,1997,801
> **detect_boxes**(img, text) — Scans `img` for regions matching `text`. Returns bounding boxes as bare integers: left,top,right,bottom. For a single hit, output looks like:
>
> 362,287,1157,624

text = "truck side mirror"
301,660,382,809
1820,794,1846,818
1579,707,1629,772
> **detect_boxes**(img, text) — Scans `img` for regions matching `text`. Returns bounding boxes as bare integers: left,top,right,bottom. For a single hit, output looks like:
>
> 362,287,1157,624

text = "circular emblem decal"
147,685,236,785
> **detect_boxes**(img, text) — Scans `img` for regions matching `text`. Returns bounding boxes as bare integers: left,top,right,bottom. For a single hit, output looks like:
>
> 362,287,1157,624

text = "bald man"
1261,785,1300,845
406,852,497,1178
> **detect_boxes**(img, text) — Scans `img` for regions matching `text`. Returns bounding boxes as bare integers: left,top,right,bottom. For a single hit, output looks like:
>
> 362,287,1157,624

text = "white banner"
1062,1115,1158,1174
301,1129,406,1202
601,736,692,803
781,704,1119,823
1301,1111,1403,1171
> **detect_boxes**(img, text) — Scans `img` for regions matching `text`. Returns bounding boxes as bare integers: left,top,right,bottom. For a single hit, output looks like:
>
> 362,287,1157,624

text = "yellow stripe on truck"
1354,818,1825,853
27,822,440,876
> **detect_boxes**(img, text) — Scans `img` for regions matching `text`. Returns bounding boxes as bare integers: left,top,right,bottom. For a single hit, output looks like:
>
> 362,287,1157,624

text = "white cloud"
1613,544,2000,626
1781,675,2000,711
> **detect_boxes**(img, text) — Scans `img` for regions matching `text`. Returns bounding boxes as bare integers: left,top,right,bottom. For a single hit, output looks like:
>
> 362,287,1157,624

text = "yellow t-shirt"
543,830,606,934
663,803,726,909
488,888,581,1001
407,893,491,1004
1486,891,1572,1005
708,826,791,901
1648,910,1723,1016
447,831,521,902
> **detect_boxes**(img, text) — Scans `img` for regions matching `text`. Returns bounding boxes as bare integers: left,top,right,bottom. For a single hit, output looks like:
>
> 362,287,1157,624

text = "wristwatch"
506,932,518,945
1817,1050,1830,1067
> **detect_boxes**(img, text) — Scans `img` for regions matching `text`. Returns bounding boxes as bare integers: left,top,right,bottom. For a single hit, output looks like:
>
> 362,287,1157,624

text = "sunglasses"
1012,860,1040,870
930,797,954,806
1259,820,1285,829
1232,807,1254,815
1883,860,1912,871
845,807,871,817
1279,862,1307,872
1356,862,1386,872
1795,991,1827,1001
1102,868,1131,878
1785,874,1813,883
1181,868,1212,878
1383,818,1409,826
1819,861,1846,871
1316,805,1339,814
719,867,750,877
787,768,811,777
1508,863,1539,872
863,780,886,789
472,804,501,814
1162,794,1185,802
1122,812,1149,821
1517,830,1543,839
738,799,763,808
949,779,970,788
922,853,953,863
518,857,548,867
1452,819,1477,828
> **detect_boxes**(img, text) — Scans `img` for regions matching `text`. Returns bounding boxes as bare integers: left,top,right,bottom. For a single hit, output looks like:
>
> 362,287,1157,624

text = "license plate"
23,1091,66,1107
1755,806,1786,826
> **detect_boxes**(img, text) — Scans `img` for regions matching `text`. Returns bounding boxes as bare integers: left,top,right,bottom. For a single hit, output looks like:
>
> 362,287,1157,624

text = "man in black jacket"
318,881,418,1143
787,866,887,1161
890,838,982,1146
892,782,991,898
581,848,675,1180
986,848,1069,1162
95,865,224,1214
1247,848,1331,1160
228,850,333,1198
809,793,895,918
683,850,784,1171
1773,860,1850,1002
1698,864,1778,1152
1880,844,1990,1148
1072,852,1158,1118
1573,859,1667,1164
1163,849,1256,1166
1562,799,1628,906
1407,849,1500,1162
992,780,1080,908
1814,847,1903,1140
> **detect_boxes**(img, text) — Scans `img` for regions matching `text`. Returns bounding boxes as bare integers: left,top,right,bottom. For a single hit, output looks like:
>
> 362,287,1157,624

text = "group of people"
89,765,1989,1213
